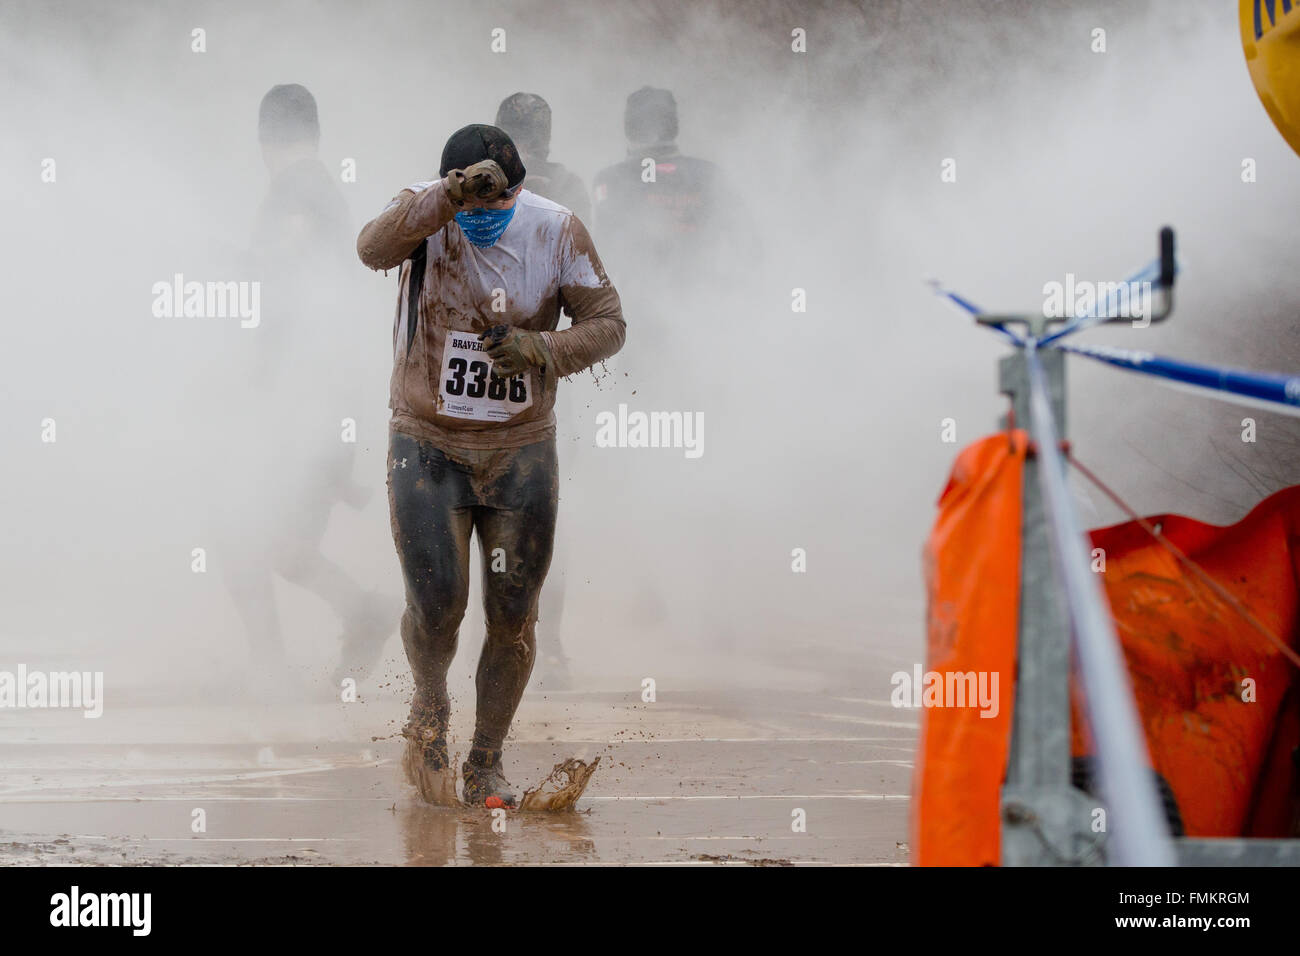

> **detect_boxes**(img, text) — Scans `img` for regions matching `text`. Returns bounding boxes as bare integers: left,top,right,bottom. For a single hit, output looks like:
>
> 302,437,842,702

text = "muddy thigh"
387,432,476,728
469,439,559,751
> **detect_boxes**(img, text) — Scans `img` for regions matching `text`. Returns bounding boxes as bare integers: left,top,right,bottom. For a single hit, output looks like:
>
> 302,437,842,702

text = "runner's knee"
404,573,469,640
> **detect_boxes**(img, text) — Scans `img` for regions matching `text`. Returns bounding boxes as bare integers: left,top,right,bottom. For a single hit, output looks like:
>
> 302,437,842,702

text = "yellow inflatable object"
1242,0,1300,156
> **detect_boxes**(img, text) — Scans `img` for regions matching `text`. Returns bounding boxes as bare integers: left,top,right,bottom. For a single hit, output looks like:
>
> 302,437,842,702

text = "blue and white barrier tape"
1057,342,1300,417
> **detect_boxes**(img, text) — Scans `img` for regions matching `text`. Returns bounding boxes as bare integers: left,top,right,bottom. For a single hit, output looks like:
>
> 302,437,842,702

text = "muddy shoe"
402,722,448,769
462,751,518,808
401,724,457,806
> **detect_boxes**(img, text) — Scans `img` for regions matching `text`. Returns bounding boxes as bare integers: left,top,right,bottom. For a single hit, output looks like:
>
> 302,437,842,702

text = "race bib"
437,331,532,421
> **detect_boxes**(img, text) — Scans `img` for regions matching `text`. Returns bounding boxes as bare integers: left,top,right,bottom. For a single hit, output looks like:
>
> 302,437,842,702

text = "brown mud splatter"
401,737,459,807
519,757,600,812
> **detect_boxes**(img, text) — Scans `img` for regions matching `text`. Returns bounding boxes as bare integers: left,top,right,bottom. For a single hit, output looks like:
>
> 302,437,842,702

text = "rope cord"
1068,454,1300,672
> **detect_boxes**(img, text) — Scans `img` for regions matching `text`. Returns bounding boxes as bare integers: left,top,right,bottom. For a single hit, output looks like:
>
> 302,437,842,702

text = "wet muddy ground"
0,688,913,866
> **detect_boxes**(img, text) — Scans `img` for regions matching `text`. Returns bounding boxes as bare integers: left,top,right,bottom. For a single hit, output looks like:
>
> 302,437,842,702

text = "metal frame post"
951,229,1300,865
997,348,1100,865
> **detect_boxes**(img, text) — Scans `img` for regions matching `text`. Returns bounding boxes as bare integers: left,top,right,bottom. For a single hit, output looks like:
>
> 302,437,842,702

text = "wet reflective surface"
0,689,913,865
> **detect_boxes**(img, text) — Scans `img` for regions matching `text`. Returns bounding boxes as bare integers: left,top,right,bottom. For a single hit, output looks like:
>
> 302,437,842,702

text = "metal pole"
998,347,1086,865
1023,341,1176,867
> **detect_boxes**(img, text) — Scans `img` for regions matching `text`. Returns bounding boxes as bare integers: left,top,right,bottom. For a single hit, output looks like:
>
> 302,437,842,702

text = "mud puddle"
403,746,600,812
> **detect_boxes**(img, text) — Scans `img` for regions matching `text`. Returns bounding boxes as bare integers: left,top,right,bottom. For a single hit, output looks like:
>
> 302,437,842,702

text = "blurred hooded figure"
252,84,351,263
495,92,590,689
216,84,391,694
592,86,722,281
495,92,591,223
356,123,625,807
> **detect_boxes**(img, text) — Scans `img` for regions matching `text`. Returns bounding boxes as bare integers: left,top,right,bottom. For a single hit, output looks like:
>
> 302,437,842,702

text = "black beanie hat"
259,84,320,146
495,92,552,157
624,87,678,146
439,124,527,189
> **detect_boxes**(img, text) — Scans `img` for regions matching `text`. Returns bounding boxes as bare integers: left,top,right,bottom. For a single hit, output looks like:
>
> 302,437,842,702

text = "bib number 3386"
438,331,532,422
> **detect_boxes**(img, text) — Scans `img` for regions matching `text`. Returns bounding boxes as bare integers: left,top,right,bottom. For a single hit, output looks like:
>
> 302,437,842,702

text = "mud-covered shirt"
357,182,624,450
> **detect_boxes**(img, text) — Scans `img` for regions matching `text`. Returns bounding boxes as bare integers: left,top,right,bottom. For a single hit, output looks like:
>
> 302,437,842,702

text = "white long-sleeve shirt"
358,181,625,450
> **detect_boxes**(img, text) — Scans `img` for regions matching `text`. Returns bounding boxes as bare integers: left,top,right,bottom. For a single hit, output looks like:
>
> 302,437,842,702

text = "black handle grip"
1159,226,1176,289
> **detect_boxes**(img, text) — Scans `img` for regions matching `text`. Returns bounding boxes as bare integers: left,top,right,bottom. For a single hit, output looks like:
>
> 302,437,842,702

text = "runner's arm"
356,181,457,271
544,216,626,377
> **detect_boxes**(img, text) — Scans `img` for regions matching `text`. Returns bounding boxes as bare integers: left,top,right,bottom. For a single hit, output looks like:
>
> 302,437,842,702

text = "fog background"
1,0,1296,739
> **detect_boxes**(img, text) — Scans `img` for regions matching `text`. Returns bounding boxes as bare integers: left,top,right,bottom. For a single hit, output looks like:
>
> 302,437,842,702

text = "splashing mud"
401,738,459,807
519,757,600,812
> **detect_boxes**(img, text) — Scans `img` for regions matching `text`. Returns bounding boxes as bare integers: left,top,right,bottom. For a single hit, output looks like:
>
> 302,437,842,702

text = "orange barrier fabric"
915,432,1300,862
1075,486,1300,837
912,431,1026,866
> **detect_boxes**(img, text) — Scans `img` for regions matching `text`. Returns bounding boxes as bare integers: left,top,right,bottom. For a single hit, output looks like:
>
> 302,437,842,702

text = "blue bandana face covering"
454,205,516,247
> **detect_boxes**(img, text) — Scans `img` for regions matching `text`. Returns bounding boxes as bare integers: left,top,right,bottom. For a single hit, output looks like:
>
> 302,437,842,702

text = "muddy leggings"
387,431,558,752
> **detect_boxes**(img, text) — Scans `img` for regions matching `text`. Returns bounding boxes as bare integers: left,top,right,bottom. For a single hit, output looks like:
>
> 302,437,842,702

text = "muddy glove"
480,325,552,378
445,160,509,205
